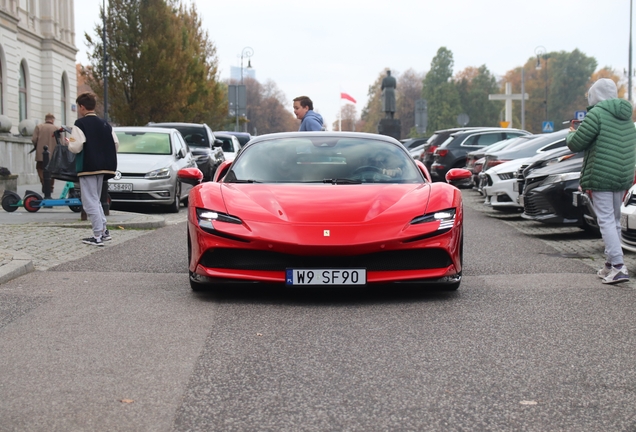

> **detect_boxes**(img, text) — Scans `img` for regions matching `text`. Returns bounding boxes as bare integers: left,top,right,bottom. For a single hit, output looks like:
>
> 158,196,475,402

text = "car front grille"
621,229,636,243
523,190,555,216
199,248,453,271
109,192,158,200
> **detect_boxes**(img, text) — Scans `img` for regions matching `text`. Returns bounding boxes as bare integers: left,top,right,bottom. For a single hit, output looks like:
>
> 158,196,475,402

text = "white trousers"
79,175,107,238
592,190,625,266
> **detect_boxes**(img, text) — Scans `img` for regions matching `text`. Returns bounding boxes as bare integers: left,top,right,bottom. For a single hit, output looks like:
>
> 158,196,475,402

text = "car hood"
116,153,176,174
485,157,531,175
526,157,583,180
217,183,431,224
223,152,237,162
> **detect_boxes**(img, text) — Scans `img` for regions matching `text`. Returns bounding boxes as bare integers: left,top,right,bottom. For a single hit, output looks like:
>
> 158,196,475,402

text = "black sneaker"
102,229,112,241
82,236,104,247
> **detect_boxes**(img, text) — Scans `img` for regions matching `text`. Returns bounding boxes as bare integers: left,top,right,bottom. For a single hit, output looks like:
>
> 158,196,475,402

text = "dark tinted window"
168,126,209,148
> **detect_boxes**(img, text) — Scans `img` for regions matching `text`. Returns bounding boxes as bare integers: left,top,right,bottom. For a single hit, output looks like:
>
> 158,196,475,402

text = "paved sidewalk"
0,182,185,283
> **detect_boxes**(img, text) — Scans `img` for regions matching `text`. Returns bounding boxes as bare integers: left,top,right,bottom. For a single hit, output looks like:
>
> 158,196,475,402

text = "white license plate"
108,183,133,192
513,182,518,192
621,214,628,231
518,195,524,207
286,269,366,285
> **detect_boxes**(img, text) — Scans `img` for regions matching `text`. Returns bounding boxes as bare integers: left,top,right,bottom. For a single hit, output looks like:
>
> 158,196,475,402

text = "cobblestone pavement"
0,211,187,271
462,189,636,277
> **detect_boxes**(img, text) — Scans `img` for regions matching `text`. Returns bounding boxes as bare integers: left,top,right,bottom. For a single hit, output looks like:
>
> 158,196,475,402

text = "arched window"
19,63,27,121
60,78,67,125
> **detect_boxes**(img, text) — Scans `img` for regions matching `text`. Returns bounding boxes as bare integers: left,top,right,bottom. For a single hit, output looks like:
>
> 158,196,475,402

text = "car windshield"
170,126,209,148
226,137,424,184
115,131,172,155
216,136,235,153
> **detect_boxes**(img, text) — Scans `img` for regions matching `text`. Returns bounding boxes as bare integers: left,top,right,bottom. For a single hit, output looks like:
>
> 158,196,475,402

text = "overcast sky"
75,0,632,131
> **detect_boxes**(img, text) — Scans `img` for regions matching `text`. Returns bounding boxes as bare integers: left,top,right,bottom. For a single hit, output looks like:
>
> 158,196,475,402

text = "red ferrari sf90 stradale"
178,132,471,291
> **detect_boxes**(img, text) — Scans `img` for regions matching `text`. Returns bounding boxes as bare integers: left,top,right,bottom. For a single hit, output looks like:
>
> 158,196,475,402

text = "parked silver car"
108,127,196,213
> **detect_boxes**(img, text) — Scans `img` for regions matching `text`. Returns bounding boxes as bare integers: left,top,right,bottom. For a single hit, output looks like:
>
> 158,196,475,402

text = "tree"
332,104,358,131
359,70,386,134
235,78,297,134
500,49,597,133
422,47,462,133
455,65,501,127
84,0,226,126
396,68,424,138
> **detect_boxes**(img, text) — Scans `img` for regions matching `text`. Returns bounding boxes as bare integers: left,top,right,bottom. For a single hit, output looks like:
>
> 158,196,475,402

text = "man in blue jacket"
293,96,324,131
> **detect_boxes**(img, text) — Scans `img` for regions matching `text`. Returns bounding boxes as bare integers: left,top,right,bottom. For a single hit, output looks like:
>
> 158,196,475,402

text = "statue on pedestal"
381,70,397,119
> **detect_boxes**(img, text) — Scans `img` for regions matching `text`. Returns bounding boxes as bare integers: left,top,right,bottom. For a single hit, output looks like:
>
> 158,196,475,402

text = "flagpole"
339,93,342,131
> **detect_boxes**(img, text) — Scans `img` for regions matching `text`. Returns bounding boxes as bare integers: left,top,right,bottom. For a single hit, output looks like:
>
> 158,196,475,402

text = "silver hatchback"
108,127,197,212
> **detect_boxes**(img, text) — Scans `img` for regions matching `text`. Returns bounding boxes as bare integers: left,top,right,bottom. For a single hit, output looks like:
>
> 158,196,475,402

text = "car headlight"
145,168,171,179
196,208,243,231
410,208,456,229
541,172,580,185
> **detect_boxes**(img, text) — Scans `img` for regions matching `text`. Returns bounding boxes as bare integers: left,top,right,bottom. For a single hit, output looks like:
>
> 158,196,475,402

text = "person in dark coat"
67,92,119,247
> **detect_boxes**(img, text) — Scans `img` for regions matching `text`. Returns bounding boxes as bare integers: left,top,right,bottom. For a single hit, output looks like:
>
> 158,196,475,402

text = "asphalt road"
0,191,635,431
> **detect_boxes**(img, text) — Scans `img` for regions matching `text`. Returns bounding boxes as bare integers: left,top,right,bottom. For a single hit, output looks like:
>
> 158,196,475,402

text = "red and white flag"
340,92,356,104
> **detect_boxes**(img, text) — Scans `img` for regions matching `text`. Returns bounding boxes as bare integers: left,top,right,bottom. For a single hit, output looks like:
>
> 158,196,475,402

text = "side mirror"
177,148,185,159
178,167,204,185
214,160,233,182
213,139,223,148
415,160,432,183
445,168,472,186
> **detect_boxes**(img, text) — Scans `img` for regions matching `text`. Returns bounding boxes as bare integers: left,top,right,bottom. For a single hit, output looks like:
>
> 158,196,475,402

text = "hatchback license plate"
108,183,133,192
621,214,628,231
286,269,366,285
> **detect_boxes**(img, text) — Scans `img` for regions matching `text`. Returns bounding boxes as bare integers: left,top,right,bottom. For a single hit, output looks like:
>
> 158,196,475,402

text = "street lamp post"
235,47,253,131
535,46,548,123
102,0,109,122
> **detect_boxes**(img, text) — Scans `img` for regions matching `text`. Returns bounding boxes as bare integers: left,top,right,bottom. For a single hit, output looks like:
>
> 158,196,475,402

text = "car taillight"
435,149,448,157
426,145,438,154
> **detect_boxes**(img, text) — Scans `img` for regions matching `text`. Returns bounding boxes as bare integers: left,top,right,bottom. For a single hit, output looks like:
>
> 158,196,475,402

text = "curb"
0,250,35,285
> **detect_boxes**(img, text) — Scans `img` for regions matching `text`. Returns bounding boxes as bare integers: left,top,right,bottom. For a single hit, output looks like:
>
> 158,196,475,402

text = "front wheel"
23,194,42,213
68,188,82,213
167,183,181,214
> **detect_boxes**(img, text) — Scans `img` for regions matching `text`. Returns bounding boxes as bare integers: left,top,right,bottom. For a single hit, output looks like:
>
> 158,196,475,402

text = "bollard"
100,180,110,216
42,145,52,199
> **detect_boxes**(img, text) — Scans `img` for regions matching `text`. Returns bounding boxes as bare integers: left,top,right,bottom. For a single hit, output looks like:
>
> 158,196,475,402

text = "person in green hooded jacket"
567,78,636,284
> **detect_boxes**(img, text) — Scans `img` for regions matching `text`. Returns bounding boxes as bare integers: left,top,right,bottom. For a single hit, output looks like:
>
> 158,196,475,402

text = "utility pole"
102,0,109,122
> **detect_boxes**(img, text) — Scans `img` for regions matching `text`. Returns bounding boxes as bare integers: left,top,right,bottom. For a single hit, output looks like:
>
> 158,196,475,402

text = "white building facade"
0,0,77,184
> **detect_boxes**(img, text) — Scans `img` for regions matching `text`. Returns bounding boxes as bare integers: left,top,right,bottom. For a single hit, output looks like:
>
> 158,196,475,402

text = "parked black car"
420,127,482,172
519,154,598,232
430,127,529,182
150,122,225,181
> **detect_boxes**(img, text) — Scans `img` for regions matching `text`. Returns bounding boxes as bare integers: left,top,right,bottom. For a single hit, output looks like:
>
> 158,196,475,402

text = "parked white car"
108,127,196,213
214,132,242,162
620,184,636,252
481,158,531,209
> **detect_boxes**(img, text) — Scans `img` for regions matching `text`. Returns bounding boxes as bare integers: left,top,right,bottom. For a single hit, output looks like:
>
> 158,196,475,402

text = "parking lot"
461,188,636,281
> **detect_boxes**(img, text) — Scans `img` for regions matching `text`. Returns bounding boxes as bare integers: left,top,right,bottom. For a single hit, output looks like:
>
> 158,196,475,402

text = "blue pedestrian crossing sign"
542,121,554,133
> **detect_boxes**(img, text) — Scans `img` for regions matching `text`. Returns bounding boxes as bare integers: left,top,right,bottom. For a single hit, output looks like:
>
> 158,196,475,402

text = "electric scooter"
1,181,81,213
1,126,82,213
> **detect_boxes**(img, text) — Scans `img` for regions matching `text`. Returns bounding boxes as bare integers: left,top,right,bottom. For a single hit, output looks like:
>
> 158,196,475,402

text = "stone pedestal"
378,118,401,141
0,174,18,196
